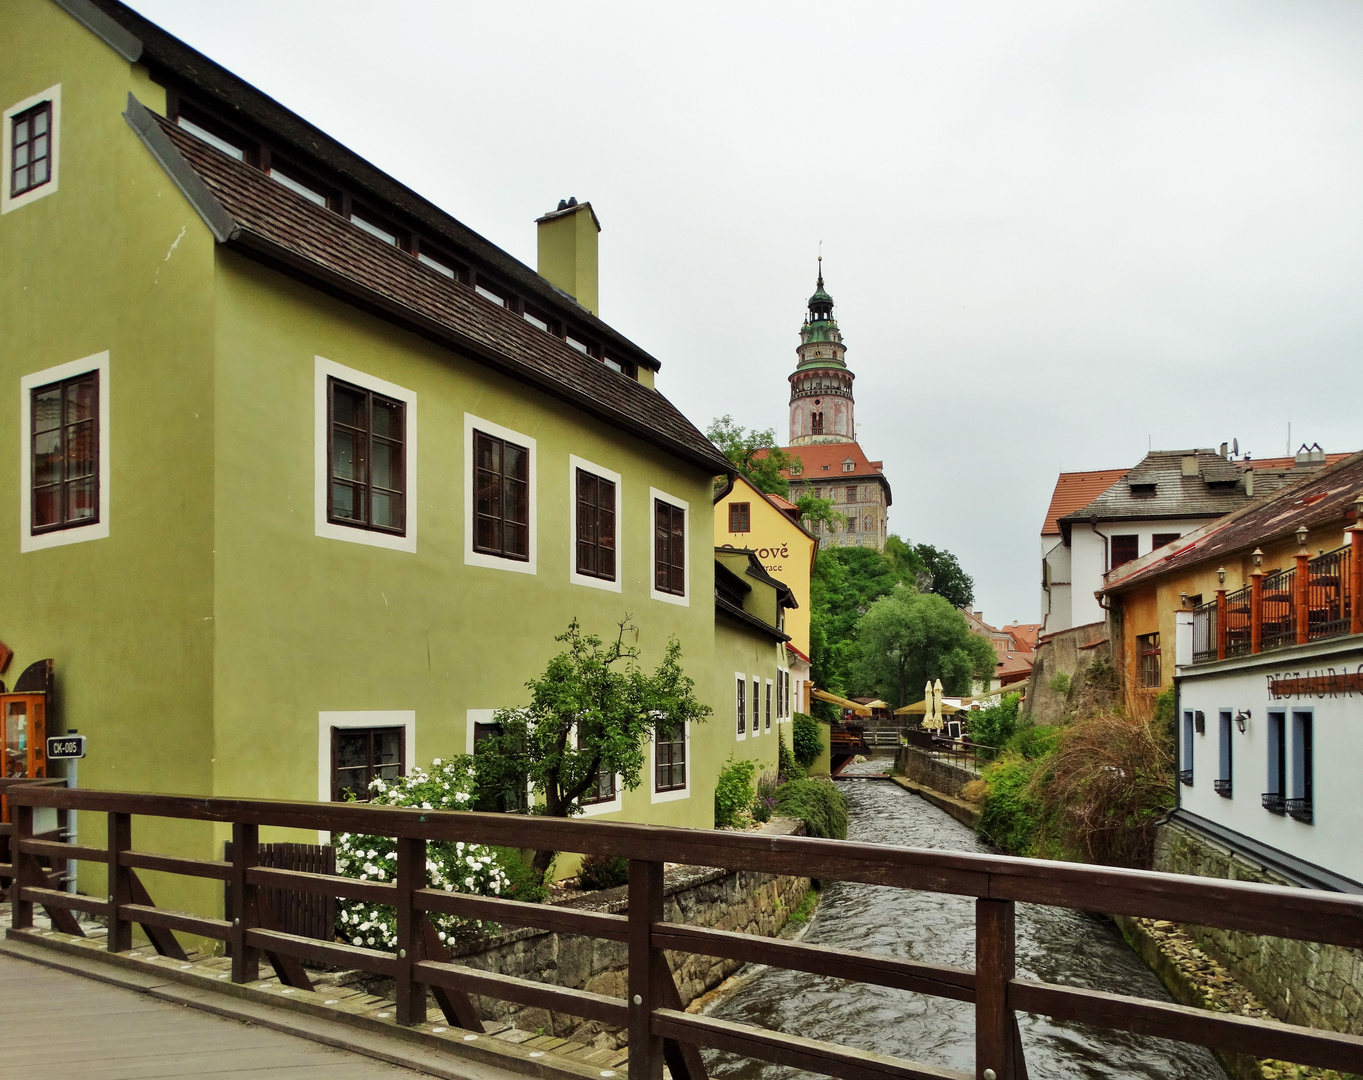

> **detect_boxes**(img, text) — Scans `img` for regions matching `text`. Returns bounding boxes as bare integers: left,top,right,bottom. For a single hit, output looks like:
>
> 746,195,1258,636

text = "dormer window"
842,460,855,473
269,164,328,207
1130,483,1156,497
176,115,246,161
474,281,506,307
350,209,401,247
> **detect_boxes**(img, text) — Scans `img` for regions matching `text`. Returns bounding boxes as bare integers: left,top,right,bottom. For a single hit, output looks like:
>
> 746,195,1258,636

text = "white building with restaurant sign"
1174,617,1363,891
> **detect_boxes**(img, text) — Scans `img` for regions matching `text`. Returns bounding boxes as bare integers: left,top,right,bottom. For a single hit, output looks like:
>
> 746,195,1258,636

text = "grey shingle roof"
1059,450,1306,527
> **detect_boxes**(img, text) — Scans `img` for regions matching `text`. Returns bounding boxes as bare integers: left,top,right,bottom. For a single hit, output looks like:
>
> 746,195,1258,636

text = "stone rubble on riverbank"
1132,918,1352,1080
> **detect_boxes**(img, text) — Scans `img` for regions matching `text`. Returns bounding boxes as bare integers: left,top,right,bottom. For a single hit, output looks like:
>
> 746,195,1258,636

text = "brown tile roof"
1239,453,1351,471
1003,623,1042,651
145,112,730,476
1041,469,1129,535
1103,451,1363,593
776,442,893,506
88,0,661,374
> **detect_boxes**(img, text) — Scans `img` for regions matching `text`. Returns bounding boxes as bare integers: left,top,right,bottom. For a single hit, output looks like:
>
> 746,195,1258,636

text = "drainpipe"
1089,516,1111,572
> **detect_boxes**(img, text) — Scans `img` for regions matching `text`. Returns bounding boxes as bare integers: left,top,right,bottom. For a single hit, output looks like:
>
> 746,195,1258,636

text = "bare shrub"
1040,703,1174,868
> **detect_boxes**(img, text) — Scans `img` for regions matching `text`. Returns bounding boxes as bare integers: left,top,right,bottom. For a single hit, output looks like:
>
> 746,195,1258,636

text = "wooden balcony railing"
1189,534,1362,665
6,783,1363,1078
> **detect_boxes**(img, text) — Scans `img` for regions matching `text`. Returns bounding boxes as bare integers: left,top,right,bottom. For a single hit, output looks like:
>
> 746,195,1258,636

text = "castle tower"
778,262,892,552
787,263,855,446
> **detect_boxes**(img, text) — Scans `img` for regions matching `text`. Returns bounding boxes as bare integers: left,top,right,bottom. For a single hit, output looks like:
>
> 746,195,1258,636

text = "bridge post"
11,802,34,930
230,821,260,982
395,836,425,1025
106,812,132,952
628,859,665,1080
975,897,1017,1080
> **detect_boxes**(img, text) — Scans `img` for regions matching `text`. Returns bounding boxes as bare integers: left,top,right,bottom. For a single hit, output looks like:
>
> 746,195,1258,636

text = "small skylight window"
177,117,245,161
565,336,589,355
843,460,855,472
604,357,624,374
417,251,455,279
269,169,327,207
350,214,397,246
523,311,549,332
474,284,505,307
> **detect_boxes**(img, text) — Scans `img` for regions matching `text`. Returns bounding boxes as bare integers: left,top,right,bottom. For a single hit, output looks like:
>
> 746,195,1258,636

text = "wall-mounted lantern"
1216,567,1227,586
1296,525,1309,550
1234,709,1251,734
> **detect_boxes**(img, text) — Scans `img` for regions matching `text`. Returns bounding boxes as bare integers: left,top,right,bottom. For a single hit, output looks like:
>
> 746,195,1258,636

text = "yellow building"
715,476,817,655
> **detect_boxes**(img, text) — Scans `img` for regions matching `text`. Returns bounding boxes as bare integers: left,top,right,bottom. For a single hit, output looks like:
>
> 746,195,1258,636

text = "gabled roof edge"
123,93,236,242
52,0,142,62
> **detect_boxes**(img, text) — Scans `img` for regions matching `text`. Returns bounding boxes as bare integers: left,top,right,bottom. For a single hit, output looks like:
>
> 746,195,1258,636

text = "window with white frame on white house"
1216,711,1232,797
1290,711,1313,821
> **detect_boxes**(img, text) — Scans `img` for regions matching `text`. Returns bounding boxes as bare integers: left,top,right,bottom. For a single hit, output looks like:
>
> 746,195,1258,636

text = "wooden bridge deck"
0,951,426,1079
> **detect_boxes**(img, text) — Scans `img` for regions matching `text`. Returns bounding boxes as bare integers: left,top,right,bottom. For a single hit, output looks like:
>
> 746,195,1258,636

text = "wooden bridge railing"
6,785,1363,1080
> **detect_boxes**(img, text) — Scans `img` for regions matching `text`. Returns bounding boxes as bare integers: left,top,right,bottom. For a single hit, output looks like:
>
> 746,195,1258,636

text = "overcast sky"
128,1,1363,624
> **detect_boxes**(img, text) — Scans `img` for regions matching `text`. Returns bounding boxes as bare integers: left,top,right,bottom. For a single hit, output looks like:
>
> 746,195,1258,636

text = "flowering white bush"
333,756,512,950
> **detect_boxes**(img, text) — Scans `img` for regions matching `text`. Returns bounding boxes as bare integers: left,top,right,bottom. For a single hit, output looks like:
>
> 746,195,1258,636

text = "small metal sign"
46,734,86,760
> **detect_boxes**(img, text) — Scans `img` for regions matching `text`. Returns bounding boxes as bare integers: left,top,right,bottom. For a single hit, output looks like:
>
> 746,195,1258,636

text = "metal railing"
1261,792,1285,814
902,729,997,772
1223,585,1253,659
1191,602,1217,664
1260,568,1297,652
1307,546,1351,640
7,784,1363,1078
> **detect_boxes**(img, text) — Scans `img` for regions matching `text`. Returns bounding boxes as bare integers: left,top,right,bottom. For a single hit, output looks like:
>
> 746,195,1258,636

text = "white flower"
438,931,447,941
465,876,475,887
444,883,453,891
422,802,433,810
367,937,375,946
455,792,470,803
432,758,442,766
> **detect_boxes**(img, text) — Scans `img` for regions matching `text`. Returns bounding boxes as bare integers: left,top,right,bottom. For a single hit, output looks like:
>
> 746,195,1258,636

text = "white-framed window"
317,710,416,831
751,676,761,737
568,720,623,817
3,84,61,215
465,413,537,574
765,677,774,732
20,351,110,552
650,719,690,804
650,487,689,606
314,356,417,553
569,455,621,592
735,673,747,740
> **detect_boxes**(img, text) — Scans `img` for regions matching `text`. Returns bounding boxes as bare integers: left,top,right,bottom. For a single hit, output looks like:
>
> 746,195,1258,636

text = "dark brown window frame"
736,677,746,736
330,725,405,802
729,502,751,533
655,723,687,793
473,429,530,561
30,370,99,534
1138,632,1161,689
577,726,617,806
1152,532,1181,550
576,468,617,581
10,100,53,198
765,679,772,731
654,498,686,596
327,377,407,535
1111,534,1140,569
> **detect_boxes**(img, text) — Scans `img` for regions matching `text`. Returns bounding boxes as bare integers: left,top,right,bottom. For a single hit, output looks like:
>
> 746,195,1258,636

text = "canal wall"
893,745,975,799
1152,821,1363,1039
417,817,811,1046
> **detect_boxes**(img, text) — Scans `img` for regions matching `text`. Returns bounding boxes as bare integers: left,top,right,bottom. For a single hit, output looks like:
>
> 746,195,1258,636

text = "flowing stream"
702,776,1226,1080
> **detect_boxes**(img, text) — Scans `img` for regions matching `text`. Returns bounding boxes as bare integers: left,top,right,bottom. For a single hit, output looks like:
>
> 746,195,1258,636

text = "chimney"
535,198,601,315
1245,469,1254,498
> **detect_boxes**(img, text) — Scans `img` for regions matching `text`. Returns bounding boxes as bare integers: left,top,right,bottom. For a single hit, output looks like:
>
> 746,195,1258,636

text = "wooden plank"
652,922,975,1003
257,891,315,991
1009,979,1363,1074
230,821,260,982
652,1009,971,1080
413,958,629,1026
975,899,1016,1080
121,849,233,881
107,812,132,952
660,964,708,1080
628,859,665,1080
19,838,104,863
417,886,629,941
246,927,398,976
394,836,423,1025
250,866,395,906
17,886,109,917
120,902,230,942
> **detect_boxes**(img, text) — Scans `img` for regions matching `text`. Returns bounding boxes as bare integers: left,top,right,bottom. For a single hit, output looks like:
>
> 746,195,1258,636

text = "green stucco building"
1,0,790,906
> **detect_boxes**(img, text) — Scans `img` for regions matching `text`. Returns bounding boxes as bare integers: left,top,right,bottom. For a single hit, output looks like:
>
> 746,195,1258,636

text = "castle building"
779,267,892,551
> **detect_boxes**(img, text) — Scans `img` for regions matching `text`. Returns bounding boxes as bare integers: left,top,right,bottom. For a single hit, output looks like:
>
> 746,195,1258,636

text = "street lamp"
1252,548,1263,568
1296,525,1309,550
1217,567,1227,586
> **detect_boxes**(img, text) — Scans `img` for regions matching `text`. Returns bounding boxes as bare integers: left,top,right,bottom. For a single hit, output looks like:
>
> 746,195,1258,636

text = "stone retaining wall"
1153,822,1363,1037
893,745,976,798
406,818,811,1048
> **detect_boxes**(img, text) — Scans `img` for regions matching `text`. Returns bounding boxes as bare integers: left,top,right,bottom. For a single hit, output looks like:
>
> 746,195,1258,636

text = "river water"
702,777,1226,1080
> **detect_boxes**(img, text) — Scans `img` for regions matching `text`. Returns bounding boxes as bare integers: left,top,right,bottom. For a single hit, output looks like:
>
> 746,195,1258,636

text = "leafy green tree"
913,543,976,609
706,415,797,497
473,618,711,874
854,587,998,706
794,492,843,533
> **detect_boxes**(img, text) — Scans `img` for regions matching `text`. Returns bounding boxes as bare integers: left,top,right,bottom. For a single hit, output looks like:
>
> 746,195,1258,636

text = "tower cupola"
787,259,856,446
